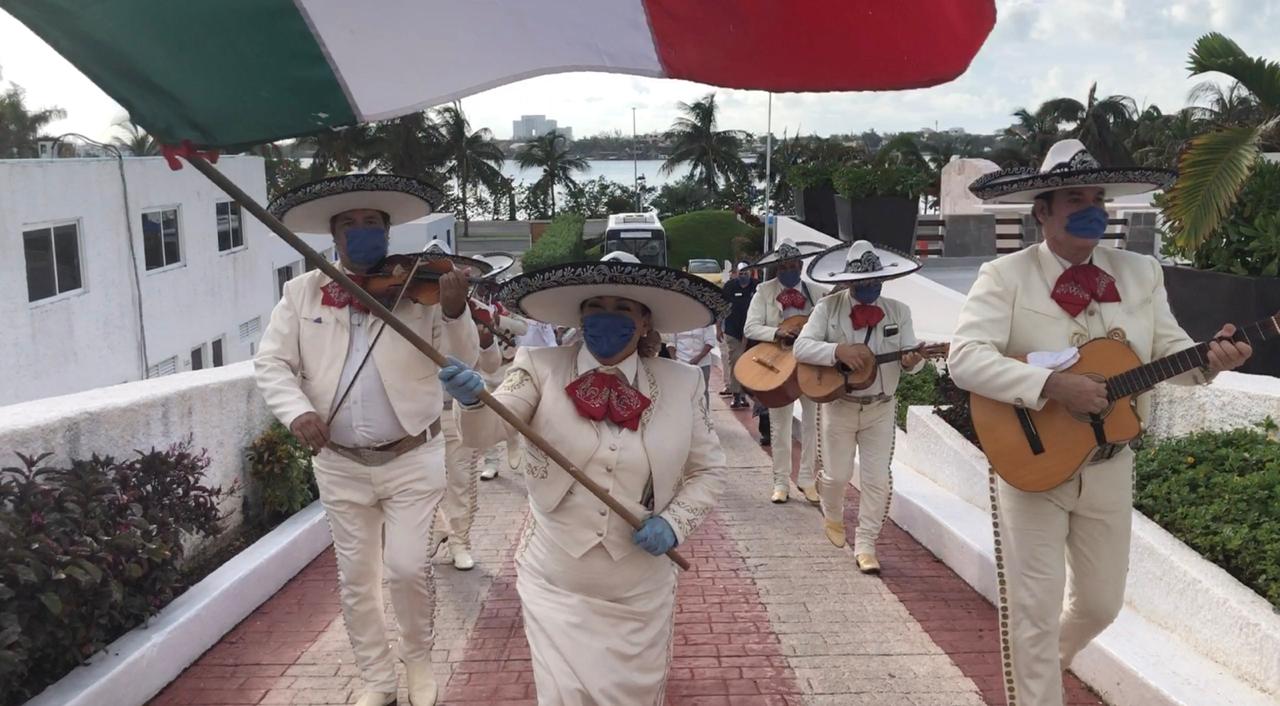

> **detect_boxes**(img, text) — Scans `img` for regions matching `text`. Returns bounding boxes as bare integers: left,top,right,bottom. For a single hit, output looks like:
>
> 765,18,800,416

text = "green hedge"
521,212,587,271
1134,420,1280,609
664,209,763,270
895,362,940,429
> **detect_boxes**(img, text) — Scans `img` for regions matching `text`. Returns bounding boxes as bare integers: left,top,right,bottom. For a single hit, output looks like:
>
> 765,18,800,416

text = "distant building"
0,156,453,406
512,114,573,141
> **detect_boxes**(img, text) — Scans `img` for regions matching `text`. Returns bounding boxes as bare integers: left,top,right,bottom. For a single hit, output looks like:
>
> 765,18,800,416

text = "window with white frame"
146,356,178,378
216,201,244,252
142,208,181,270
23,221,83,302
276,262,300,299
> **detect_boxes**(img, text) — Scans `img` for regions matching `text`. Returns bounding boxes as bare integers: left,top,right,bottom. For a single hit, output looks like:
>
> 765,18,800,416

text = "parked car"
685,258,723,285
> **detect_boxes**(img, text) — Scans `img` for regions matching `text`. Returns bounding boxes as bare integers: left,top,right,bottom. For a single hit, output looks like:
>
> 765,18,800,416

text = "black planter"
792,183,838,238
834,194,918,253
1162,265,1280,377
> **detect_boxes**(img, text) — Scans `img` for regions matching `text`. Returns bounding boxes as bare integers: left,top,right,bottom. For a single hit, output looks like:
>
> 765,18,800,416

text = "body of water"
500,159,686,190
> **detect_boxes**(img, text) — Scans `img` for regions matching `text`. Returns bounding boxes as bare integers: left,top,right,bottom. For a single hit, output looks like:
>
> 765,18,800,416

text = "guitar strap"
1087,413,1108,447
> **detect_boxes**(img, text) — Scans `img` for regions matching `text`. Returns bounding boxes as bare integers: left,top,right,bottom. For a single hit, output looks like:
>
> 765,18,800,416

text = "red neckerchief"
564,369,651,431
1051,263,1121,317
850,304,885,330
320,275,370,313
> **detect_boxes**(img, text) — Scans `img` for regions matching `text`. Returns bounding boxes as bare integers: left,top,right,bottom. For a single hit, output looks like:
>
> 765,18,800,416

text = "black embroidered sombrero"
806,240,922,284
268,174,444,234
969,139,1176,204
498,259,731,333
746,238,828,269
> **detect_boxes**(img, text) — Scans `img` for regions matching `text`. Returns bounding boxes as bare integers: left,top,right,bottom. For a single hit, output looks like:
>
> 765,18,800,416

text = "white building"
512,114,572,141
1,156,454,406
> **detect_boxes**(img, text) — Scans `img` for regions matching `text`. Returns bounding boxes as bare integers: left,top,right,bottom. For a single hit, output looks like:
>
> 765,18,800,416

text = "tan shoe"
855,553,881,575
770,488,789,504
353,692,397,706
404,658,438,706
450,545,475,571
797,484,821,504
823,520,847,548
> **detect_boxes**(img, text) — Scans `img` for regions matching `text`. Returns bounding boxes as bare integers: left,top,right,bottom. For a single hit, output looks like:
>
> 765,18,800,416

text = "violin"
469,299,518,349
361,253,486,307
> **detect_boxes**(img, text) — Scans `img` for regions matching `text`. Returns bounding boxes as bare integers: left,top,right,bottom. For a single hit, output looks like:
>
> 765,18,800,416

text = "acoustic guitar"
798,342,950,403
735,315,808,408
970,314,1279,492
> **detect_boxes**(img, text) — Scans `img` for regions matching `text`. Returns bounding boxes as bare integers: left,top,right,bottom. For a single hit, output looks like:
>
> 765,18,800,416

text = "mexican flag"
1,0,996,149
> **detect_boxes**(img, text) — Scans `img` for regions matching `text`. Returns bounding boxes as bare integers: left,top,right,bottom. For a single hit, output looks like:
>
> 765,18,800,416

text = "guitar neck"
873,349,910,365
1105,316,1279,400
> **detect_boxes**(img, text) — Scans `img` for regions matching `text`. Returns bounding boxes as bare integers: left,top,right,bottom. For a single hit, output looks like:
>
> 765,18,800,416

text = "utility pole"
632,107,639,211
764,92,773,250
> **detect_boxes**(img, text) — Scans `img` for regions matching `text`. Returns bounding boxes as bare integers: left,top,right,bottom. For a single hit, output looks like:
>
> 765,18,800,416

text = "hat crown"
1038,139,1101,174
844,241,884,274
600,251,640,263
424,239,453,255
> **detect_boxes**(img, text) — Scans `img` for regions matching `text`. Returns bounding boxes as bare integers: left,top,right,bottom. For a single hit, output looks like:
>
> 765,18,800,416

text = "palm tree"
1129,106,1205,168
514,131,588,216
1163,33,1280,253
303,125,376,178
435,102,506,235
0,82,66,158
1187,79,1262,127
369,111,444,182
111,118,158,156
1000,105,1063,165
660,93,750,194
1037,82,1138,165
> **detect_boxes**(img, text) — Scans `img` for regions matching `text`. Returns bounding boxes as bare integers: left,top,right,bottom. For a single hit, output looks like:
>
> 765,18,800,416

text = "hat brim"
805,242,922,284
747,241,829,268
969,167,1175,204
499,261,730,333
422,251,493,276
268,174,443,234
476,252,516,281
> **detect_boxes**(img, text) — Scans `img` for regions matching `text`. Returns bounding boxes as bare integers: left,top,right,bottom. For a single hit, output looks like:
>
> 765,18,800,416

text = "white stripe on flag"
299,0,664,121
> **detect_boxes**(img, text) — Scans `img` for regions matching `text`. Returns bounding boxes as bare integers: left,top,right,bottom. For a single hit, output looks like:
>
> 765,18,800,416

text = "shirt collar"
576,344,640,385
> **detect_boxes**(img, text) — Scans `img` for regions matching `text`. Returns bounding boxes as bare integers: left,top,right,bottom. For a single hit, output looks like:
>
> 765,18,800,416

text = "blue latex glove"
439,356,485,405
633,516,678,556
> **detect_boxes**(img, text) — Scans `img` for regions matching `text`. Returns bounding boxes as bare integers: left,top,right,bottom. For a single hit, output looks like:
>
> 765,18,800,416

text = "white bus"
603,212,667,267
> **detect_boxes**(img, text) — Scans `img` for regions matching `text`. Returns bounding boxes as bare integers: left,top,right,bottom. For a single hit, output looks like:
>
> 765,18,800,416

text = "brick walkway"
150,365,1103,706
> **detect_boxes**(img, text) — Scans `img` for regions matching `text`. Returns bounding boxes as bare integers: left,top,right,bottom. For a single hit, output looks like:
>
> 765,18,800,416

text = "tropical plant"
1187,79,1263,127
111,118,158,156
521,211,586,270
0,79,66,158
999,104,1064,166
369,112,443,183
245,422,317,528
1129,106,1206,168
563,177,637,218
833,162,929,202
1162,33,1280,255
650,176,713,217
1036,82,1138,165
1162,159,1280,277
515,131,589,216
435,102,506,236
660,93,750,194
303,125,376,179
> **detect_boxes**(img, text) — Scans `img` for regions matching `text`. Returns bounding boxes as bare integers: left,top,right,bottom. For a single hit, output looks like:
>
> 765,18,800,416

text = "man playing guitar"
948,139,1252,706
794,240,925,574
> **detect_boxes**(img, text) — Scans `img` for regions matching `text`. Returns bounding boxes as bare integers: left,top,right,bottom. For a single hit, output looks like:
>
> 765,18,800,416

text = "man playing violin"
949,140,1252,706
794,240,926,573
255,175,479,706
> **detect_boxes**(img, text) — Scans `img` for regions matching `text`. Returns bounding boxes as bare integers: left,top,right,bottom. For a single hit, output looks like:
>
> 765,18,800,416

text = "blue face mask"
778,270,802,288
1064,206,1109,240
344,227,389,266
736,272,751,285
853,283,882,304
582,312,638,360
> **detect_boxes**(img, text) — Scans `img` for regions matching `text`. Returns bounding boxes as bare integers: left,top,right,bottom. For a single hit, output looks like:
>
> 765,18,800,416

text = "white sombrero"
419,239,494,275
475,251,516,281
268,174,443,234
969,139,1176,204
747,238,828,269
806,240,922,284
498,253,730,333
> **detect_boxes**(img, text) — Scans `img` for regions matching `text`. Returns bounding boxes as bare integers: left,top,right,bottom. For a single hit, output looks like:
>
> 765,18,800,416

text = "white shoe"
451,546,475,571
506,443,522,470
353,691,397,706
479,464,498,480
404,659,438,706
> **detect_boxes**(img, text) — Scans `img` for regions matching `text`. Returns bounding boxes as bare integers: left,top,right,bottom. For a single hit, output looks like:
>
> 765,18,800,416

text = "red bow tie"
320,276,370,313
565,370,652,431
777,288,807,310
850,304,885,330
1051,264,1121,317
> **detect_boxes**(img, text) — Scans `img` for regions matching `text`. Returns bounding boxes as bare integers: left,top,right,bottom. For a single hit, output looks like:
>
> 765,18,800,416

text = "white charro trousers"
815,398,896,555
439,410,481,551
768,396,818,491
310,439,446,693
991,449,1133,706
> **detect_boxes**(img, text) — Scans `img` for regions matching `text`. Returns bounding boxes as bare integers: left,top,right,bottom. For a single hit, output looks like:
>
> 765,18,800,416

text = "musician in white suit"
948,140,1252,706
794,241,926,573
743,238,828,504
470,260,531,481
440,253,729,704
255,175,480,706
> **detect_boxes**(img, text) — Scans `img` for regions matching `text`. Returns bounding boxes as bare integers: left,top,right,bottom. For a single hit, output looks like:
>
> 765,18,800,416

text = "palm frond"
1188,33,1280,112
1163,118,1275,251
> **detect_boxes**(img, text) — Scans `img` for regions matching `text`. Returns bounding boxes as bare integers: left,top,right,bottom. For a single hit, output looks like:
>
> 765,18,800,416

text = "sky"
0,0,1277,145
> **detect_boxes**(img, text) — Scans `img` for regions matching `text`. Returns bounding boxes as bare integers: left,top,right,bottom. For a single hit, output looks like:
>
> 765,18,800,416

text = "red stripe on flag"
642,0,996,91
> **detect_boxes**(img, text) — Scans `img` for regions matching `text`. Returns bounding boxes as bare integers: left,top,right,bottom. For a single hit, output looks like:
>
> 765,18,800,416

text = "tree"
303,125,376,178
1187,79,1262,127
563,177,636,218
1128,106,1205,168
650,176,712,217
369,112,443,182
660,93,750,194
111,118,158,156
435,102,506,236
514,131,588,216
0,78,66,158
1036,82,1138,165
1163,33,1280,252
999,105,1064,166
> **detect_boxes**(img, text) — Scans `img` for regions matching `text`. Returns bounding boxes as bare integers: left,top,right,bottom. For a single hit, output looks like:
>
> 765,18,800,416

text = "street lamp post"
632,107,638,210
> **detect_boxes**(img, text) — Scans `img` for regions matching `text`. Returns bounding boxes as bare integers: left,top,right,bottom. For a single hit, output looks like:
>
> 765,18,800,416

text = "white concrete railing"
0,361,273,534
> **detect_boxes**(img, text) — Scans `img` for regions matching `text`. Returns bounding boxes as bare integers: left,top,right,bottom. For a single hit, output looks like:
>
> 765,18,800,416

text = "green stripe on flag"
2,0,357,147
